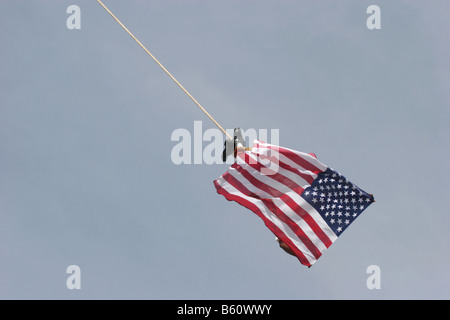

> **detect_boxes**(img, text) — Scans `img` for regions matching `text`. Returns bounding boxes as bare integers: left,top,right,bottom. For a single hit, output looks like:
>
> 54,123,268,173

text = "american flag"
214,140,375,267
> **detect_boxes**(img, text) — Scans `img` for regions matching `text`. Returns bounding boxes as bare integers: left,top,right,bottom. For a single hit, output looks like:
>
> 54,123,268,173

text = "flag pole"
96,0,233,141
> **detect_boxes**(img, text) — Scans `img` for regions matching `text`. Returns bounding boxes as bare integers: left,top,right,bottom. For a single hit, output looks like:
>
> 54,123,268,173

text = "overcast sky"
0,0,449,299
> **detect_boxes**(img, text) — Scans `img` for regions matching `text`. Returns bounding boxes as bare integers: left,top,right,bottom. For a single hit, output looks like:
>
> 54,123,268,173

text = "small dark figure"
222,128,246,162
275,238,296,256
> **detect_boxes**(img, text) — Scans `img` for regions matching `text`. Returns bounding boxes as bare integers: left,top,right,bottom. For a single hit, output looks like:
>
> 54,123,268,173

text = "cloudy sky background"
1,0,449,299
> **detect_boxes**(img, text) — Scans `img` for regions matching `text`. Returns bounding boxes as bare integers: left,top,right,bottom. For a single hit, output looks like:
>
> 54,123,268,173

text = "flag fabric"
214,140,375,267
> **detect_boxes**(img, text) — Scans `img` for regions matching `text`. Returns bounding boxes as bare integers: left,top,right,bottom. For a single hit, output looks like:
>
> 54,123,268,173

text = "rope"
97,0,233,141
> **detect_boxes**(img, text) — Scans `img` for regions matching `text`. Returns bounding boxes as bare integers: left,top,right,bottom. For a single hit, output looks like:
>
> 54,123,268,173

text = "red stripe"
247,151,315,186
236,153,333,248
214,179,313,267
254,142,322,174
260,198,322,260
232,163,285,197
280,194,333,248
220,173,322,262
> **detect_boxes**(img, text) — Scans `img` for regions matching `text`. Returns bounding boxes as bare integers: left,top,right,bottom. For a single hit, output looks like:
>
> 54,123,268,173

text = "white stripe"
251,146,319,180
234,153,298,197
248,144,338,244
272,198,331,253
230,158,336,252
287,192,338,243
216,177,317,265
243,151,312,190
228,167,326,253
253,140,328,173
241,152,337,243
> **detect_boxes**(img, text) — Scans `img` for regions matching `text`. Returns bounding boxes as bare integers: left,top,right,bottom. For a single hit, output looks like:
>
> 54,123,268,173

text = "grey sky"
0,0,449,299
